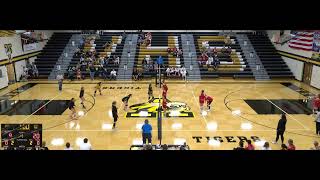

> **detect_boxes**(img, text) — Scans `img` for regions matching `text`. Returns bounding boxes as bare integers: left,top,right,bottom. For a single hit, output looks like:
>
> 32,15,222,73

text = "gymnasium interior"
0,30,319,150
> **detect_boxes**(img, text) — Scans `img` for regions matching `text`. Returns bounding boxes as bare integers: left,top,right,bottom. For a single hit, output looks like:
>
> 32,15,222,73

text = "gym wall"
0,31,54,87
267,30,320,89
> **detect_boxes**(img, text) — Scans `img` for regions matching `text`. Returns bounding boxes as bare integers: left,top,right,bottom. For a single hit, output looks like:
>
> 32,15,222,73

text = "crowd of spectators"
67,36,120,80
21,61,38,81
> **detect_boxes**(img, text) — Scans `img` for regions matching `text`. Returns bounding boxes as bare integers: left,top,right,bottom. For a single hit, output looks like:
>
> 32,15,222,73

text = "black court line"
281,82,315,97
224,88,320,139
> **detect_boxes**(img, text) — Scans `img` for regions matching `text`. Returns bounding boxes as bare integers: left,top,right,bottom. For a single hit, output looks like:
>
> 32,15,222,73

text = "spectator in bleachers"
245,140,255,150
181,66,187,81
102,67,109,80
227,46,232,55
166,67,170,77
89,64,96,80
57,73,64,91
80,56,85,63
206,56,213,66
32,62,38,77
143,57,148,71
76,68,82,80
68,67,75,81
114,56,120,65
212,55,220,70
249,52,254,58
310,141,320,150
287,139,296,150
110,69,117,80
132,69,138,81
177,48,183,58
137,69,142,80
174,67,180,76
221,45,227,54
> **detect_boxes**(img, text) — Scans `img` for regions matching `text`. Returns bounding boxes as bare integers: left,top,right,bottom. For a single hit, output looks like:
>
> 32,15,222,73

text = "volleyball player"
94,82,102,97
162,97,167,115
79,87,86,109
199,90,206,112
162,80,168,101
148,83,154,101
206,95,213,111
122,94,132,111
68,98,77,120
112,101,118,129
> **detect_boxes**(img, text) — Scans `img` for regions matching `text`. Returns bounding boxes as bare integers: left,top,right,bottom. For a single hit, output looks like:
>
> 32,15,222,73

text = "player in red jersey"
162,97,167,114
162,80,168,100
206,95,213,111
199,90,206,111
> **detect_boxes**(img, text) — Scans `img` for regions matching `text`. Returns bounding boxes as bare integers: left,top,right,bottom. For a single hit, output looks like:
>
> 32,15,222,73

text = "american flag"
288,31,314,51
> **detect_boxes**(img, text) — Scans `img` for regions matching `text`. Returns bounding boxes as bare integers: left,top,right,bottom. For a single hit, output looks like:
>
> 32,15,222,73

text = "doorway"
302,63,313,85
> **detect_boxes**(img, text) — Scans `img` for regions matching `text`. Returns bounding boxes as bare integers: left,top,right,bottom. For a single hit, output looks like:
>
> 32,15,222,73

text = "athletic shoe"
272,141,277,144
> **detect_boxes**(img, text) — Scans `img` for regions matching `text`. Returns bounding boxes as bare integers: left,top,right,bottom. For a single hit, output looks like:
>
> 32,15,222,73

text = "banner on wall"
23,43,37,52
312,31,320,61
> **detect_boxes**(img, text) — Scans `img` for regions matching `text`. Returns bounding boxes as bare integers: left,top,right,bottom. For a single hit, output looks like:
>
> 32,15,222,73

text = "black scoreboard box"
1,124,42,150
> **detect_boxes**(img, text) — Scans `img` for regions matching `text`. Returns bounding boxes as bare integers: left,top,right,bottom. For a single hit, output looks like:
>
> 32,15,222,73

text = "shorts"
113,117,118,122
200,102,204,106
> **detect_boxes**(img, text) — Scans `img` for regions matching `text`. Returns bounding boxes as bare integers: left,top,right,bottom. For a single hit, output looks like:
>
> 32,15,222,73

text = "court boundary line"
255,91,311,130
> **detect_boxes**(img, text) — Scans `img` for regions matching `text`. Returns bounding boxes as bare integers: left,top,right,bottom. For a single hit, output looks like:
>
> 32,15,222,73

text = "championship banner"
312,31,320,60
4,43,13,61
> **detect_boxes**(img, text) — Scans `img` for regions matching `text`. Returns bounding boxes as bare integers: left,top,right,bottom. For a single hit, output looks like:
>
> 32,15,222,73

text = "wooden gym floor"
0,79,319,150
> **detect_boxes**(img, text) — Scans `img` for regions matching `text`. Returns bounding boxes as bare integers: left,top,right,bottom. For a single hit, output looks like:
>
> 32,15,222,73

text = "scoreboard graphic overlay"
1,124,42,150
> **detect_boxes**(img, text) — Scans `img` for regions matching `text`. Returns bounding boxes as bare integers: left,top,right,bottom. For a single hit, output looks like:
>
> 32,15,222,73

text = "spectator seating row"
247,33,294,78
134,32,184,78
194,33,253,79
34,32,72,78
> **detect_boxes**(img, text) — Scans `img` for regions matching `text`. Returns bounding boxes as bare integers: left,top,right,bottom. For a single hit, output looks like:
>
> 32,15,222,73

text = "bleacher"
0,30,16,37
247,33,294,78
193,32,253,79
67,32,124,78
31,31,295,81
34,32,72,78
134,32,185,78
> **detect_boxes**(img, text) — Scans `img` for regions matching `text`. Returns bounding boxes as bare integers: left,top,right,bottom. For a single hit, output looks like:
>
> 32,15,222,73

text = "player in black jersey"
68,98,77,120
79,87,86,109
122,94,132,111
148,83,154,101
112,101,118,129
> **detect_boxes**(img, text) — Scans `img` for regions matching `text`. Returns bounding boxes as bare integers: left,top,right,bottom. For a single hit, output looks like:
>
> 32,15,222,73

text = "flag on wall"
288,31,314,51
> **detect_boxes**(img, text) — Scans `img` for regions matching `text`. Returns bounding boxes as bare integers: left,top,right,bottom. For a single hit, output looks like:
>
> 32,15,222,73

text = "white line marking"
18,92,62,124
256,91,311,130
